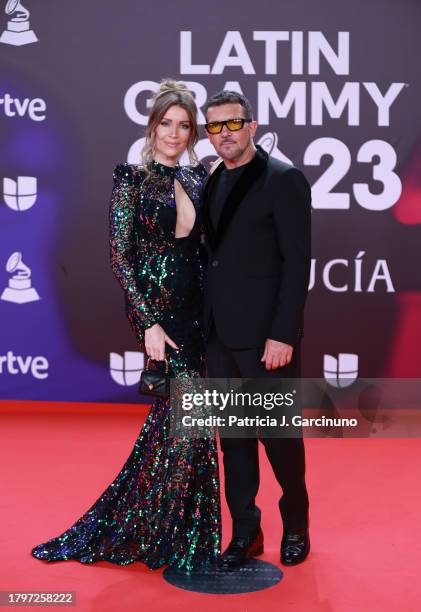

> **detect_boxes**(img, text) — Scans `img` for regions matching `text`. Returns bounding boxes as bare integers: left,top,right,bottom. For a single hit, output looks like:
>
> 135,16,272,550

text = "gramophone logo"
3,176,37,211
324,353,359,388
110,351,144,386
0,0,38,46
257,132,293,164
1,251,40,304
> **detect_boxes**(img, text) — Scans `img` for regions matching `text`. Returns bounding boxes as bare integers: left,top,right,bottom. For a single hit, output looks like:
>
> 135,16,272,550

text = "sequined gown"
31,160,221,572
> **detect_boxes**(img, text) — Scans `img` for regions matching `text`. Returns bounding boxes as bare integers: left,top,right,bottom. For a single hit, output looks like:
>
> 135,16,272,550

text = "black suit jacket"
202,145,311,349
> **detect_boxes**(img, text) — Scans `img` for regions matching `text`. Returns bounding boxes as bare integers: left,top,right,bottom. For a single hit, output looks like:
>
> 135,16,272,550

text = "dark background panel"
0,0,420,400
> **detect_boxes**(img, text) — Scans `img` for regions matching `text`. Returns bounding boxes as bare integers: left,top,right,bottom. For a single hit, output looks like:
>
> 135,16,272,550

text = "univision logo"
109,351,144,386
324,353,358,388
2,176,37,211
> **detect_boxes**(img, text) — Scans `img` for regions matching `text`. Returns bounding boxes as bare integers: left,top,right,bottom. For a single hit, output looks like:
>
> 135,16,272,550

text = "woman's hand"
145,323,179,361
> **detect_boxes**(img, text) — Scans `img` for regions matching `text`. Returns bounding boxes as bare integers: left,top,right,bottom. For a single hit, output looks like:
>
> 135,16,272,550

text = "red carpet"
1,400,420,611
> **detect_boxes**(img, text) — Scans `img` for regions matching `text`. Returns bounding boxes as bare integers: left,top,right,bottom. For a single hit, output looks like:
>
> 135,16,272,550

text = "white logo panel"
324,353,358,388
0,1,38,46
110,351,144,386
1,251,40,304
3,176,37,211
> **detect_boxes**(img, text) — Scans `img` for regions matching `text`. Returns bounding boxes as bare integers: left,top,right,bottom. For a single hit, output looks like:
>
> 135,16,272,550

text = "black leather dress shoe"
280,528,310,566
219,527,264,569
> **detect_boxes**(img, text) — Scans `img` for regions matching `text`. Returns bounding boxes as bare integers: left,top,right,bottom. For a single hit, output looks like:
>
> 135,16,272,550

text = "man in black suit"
202,91,311,568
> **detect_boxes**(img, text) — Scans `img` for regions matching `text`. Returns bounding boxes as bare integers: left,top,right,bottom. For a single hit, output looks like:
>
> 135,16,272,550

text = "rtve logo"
0,94,46,121
109,351,144,386
0,351,49,379
324,353,358,388
2,176,37,211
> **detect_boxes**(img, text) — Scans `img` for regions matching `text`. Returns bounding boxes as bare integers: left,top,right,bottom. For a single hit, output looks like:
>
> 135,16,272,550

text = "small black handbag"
138,357,170,400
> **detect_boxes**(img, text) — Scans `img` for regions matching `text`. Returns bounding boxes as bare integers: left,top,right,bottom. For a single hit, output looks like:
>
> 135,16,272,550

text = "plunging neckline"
173,177,197,240
149,159,198,240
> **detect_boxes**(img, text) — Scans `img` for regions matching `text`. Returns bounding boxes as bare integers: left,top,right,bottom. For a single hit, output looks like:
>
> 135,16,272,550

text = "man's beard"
216,139,244,160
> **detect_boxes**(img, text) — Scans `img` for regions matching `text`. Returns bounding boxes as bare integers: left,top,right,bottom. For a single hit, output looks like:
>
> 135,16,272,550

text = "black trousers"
206,322,309,538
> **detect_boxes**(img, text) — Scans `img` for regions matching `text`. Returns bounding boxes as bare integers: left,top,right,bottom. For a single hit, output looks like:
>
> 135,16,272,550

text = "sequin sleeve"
109,164,161,346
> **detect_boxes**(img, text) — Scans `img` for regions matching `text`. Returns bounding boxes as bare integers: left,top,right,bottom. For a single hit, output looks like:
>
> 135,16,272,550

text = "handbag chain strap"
145,356,169,374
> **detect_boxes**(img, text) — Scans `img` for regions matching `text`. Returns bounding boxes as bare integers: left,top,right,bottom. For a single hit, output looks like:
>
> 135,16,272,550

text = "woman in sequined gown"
31,80,221,572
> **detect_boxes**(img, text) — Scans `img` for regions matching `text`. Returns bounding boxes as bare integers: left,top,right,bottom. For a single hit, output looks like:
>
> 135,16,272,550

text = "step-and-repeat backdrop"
1,0,420,402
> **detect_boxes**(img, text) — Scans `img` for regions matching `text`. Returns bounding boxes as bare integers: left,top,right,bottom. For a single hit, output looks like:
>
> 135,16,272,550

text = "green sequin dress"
31,160,221,572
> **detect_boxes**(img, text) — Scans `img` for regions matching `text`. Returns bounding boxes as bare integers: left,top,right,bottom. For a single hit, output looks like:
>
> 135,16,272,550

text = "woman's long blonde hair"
141,79,199,167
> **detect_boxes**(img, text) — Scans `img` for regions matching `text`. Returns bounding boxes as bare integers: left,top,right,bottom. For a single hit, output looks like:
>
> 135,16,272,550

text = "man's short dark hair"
203,90,254,120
